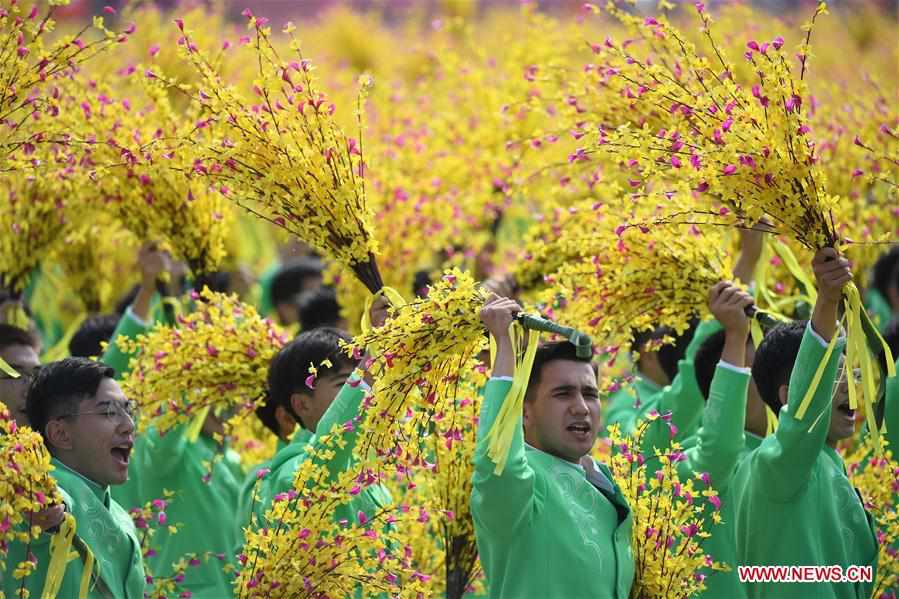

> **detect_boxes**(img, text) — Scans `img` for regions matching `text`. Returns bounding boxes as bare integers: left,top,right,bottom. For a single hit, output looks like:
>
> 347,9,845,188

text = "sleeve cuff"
125,305,150,328
491,376,514,382
807,321,844,348
718,360,751,375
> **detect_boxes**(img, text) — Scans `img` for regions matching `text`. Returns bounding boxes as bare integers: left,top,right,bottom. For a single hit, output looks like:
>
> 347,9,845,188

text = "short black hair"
192,271,231,294
297,287,341,331
0,324,38,353
525,341,597,401
263,327,354,432
632,319,698,382
871,247,899,300
751,320,807,415
26,358,116,441
68,314,119,358
270,257,324,307
693,329,727,401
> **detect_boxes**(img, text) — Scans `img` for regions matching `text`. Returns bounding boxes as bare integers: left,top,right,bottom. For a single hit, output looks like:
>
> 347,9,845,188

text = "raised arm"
682,282,754,488
471,296,535,537
757,248,850,500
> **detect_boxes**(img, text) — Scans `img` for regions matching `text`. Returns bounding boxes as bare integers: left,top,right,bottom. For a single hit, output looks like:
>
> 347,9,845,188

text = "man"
249,300,391,535
732,247,878,599
3,358,145,598
0,324,41,426
641,281,760,598
471,296,633,599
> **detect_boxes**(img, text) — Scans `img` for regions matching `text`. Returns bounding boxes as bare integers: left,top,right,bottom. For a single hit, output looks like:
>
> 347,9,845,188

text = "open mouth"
111,443,133,466
566,422,591,437
836,402,855,420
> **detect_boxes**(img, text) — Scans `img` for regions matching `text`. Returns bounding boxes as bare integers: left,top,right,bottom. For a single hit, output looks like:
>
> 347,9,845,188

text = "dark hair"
632,320,698,383
263,327,354,432
0,324,38,353
270,257,324,307
412,270,432,299
525,341,597,401
871,247,899,300
297,287,341,331
26,358,116,440
68,314,119,358
751,320,807,415
693,329,727,401
193,271,231,294
881,318,899,361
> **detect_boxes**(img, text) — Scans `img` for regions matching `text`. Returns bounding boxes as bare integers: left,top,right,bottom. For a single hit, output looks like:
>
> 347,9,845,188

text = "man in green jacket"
3,358,145,599
471,296,634,599
732,247,878,599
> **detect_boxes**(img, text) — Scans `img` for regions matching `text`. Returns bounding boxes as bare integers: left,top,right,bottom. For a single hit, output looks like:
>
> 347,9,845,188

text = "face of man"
0,344,40,427
827,371,856,444
523,360,601,463
48,378,136,487
294,366,355,433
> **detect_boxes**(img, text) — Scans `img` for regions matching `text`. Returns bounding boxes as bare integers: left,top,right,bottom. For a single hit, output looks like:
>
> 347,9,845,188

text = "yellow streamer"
794,321,840,420
360,286,406,334
765,406,778,436
41,513,77,599
769,238,818,306
0,356,18,378
77,541,95,599
486,322,540,475
42,313,88,363
185,405,211,443
750,318,764,349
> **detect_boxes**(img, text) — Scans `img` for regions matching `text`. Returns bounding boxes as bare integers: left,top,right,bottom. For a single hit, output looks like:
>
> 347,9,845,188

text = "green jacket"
111,427,242,599
471,378,634,599
2,459,146,599
605,320,721,440
251,378,391,535
666,363,754,598
732,324,878,599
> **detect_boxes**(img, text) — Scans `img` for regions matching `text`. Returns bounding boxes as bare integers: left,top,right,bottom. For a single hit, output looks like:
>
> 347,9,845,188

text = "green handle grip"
515,314,593,359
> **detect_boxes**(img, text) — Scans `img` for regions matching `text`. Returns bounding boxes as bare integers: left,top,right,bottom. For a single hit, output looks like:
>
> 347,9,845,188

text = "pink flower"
357,511,368,525
304,374,316,389
797,124,811,135
174,18,184,30
722,164,737,176
103,6,116,15
695,182,709,193
695,2,705,14
690,154,702,170
16,46,28,58
746,40,760,52
670,155,682,168
853,135,866,148
851,168,863,177
157,511,167,525
772,36,785,50
785,94,801,113
709,495,722,510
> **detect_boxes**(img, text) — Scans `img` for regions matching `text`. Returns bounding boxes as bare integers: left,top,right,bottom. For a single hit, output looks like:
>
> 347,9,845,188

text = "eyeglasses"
62,400,139,423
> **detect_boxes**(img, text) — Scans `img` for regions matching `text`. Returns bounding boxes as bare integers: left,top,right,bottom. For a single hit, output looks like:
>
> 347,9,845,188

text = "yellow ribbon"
750,318,764,349
185,405,211,443
360,286,406,334
2,302,31,330
769,238,818,306
486,322,540,475
77,541,95,599
0,357,18,378
41,513,77,599
794,320,840,420
42,313,88,363
765,406,778,436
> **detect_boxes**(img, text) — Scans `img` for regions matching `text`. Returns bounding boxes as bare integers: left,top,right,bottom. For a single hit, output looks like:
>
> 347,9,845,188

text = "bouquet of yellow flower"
544,224,736,356
347,269,489,460
0,407,64,581
589,2,838,250
118,288,287,436
608,421,727,598
236,434,429,598
845,437,899,598
176,12,383,293
389,361,487,598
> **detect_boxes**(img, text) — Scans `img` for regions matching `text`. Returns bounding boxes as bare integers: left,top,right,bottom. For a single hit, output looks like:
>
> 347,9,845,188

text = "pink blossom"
670,155,682,168
746,40,760,52
709,495,722,510
304,374,316,389
103,6,116,15
722,164,737,176
852,168,863,177
772,36,785,50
